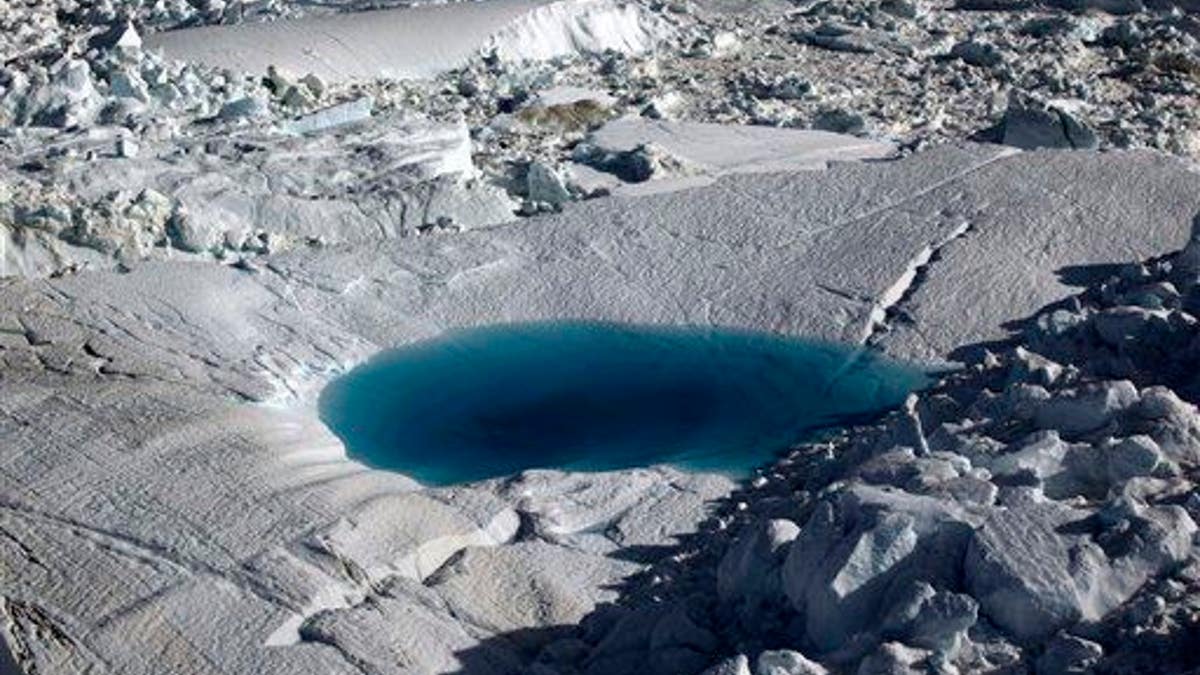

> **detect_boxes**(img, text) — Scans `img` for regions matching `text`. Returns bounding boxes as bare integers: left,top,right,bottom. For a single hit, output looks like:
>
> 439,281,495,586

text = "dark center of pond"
318,321,929,486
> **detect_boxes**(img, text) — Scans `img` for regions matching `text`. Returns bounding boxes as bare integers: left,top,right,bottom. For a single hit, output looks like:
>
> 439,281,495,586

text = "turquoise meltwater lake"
317,321,929,486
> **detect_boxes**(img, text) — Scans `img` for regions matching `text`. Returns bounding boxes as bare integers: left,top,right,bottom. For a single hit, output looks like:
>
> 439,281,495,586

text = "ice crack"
861,220,974,345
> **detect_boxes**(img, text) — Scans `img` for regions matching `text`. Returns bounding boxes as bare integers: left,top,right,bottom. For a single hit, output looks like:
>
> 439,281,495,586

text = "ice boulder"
283,96,373,135
526,161,574,207
26,59,104,127
1035,634,1103,675
964,502,1094,644
983,430,1071,483
217,95,269,121
166,205,222,253
1127,387,1200,466
701,655,752,675
755,649,828,675
1104,435,1168,482
856,642,931,675
717,519,800,608
998,95,1099,151
1033,381,1140,437
880,582,978,656
780,486,977,652
1007,347,1066,387
965,499,1196,645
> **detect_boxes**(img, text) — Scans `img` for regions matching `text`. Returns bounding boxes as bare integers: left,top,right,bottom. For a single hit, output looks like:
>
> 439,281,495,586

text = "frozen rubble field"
0,118,900,279
0,114,518,278
2,142,1200,674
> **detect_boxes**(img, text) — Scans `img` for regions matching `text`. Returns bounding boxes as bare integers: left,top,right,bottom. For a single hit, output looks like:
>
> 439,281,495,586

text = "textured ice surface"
145,0,670,82
3,145,1199,674
318,321,927,485
577,117,896,194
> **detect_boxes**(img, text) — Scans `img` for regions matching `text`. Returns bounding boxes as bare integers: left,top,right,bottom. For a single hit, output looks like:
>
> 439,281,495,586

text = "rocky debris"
2,27,273,130
780,486,976,653
521,230,1200,673
506,0,1199,160
0,112,516,275
996,94,1100,150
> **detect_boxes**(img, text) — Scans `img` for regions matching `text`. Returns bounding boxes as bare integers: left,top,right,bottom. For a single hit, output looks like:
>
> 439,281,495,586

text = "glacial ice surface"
318,321,928,485
146,0,670,82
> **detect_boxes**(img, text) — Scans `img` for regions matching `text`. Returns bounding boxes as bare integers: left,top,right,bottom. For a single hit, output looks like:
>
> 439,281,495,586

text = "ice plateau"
145,0,673,83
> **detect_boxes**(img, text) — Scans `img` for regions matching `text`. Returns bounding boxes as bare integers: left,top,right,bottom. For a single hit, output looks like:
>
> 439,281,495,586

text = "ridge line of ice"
147,0,671,83
485,0,672,63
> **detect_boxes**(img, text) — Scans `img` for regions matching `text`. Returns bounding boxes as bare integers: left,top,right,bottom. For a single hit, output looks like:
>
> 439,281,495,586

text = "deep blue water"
318,321,929,486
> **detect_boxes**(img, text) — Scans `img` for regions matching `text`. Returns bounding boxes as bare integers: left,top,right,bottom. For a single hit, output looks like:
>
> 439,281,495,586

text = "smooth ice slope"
582,117,896,194
319,321,927,485
145,0,671,82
